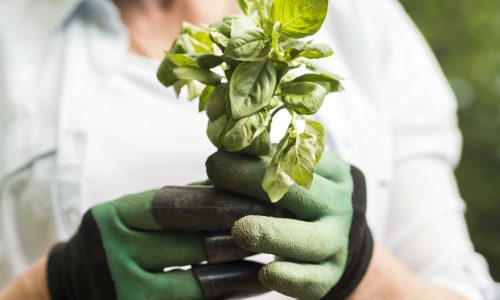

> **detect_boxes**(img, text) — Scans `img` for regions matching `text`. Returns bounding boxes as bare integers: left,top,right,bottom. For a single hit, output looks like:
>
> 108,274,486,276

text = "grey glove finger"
232,215,347,262
258,260,343,300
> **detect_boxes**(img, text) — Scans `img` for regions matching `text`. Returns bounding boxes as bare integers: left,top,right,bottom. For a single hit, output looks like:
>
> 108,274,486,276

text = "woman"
0,0,497,299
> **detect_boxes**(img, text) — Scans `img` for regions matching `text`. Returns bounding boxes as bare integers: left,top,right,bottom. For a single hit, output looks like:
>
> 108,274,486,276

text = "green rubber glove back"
91,190,207,300
206,151,355,299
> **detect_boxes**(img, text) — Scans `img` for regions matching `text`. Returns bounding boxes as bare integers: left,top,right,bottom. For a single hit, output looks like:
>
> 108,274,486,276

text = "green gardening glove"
206,151,374,300
46,187,273,300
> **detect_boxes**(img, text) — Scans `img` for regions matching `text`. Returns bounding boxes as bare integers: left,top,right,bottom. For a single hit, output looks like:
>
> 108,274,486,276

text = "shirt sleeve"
368,0,498,298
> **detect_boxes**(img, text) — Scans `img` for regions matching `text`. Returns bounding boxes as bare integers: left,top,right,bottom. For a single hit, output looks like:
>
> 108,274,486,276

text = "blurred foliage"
399,0,500,281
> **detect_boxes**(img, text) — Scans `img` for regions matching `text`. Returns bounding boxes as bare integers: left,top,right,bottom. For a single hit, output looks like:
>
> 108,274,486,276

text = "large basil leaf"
206,84,227,120
271,0,328,38
291,73,341,93
221,110,270,151
229,59,277,118
207,114,228,148
173,67,222,86
280,81,328,114
225,28,271,61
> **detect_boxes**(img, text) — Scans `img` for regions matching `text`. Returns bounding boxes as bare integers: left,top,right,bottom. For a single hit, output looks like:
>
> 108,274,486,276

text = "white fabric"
0,0,498,298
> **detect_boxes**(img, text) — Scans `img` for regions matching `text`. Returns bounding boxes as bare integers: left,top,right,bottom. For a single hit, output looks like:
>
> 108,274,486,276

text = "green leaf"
262,131,295,202
207,114,228,148
168,53,199,67
280,81,328,114
197,54,224,69
271,22,284,57
225,28,271,61
157,56,176,87
240,129,271,156
173,80,187,97
278,118,326,188
298,43,333,59
181,22,214,53
237,0,254,15
199,85,216,112
291,73,341,93
221,110,270,151
187,81,205,100
271,0,329,38
173,67,222,86
229,59,277,118
263,159,294,202
209,16,240,49
209,29,230,49
266,96,280,110
304,119,326,164
206,84,227,120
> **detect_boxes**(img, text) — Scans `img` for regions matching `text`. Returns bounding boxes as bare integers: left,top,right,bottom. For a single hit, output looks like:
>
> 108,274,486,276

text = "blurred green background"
398,0,500,281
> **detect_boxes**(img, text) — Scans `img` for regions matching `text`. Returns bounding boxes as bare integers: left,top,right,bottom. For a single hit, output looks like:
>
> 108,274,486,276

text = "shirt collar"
55,0,123,33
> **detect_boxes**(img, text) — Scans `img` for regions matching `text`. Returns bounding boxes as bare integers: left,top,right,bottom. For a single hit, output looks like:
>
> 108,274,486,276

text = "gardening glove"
206,151,373,300
46,186,279,300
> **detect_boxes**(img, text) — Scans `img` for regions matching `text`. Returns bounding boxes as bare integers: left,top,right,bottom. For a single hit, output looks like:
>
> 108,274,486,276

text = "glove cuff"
322,165,374,300
46,210,116,300
322,227,373,300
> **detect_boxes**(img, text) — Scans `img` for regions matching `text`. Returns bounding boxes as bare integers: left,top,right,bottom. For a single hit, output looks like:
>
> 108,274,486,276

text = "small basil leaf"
304,119,325,164
229,59,277,118
207,114,228,148
298,43,333,59
181,22,214,53
173,80,187,97
237,0,254,15
271,22,284,57
282,39,309,58
280,81,328,114
206,84,227,120
187,81,205,100
199,85,216,112
271,0,329,38
168,53,199,67
197,54,224,69
173,67,222,86
291,73,341,93
262,131,295,202
281,131,316,188
224,28,271,61
157,56,177,87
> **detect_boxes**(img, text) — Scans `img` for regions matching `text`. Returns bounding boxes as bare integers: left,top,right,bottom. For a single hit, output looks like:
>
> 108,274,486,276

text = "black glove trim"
192,261,268,299
322,166,374,300
47,210,116,300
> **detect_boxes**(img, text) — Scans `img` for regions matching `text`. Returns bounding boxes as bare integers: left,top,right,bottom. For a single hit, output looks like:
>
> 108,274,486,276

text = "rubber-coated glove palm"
206,151,373,300
47,188,270,300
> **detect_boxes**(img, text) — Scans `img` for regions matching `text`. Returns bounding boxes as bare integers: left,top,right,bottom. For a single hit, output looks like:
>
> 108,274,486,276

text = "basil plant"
157,0,343,202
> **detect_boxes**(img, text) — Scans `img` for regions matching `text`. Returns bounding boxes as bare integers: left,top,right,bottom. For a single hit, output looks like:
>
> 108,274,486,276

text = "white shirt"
0,0,498,298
